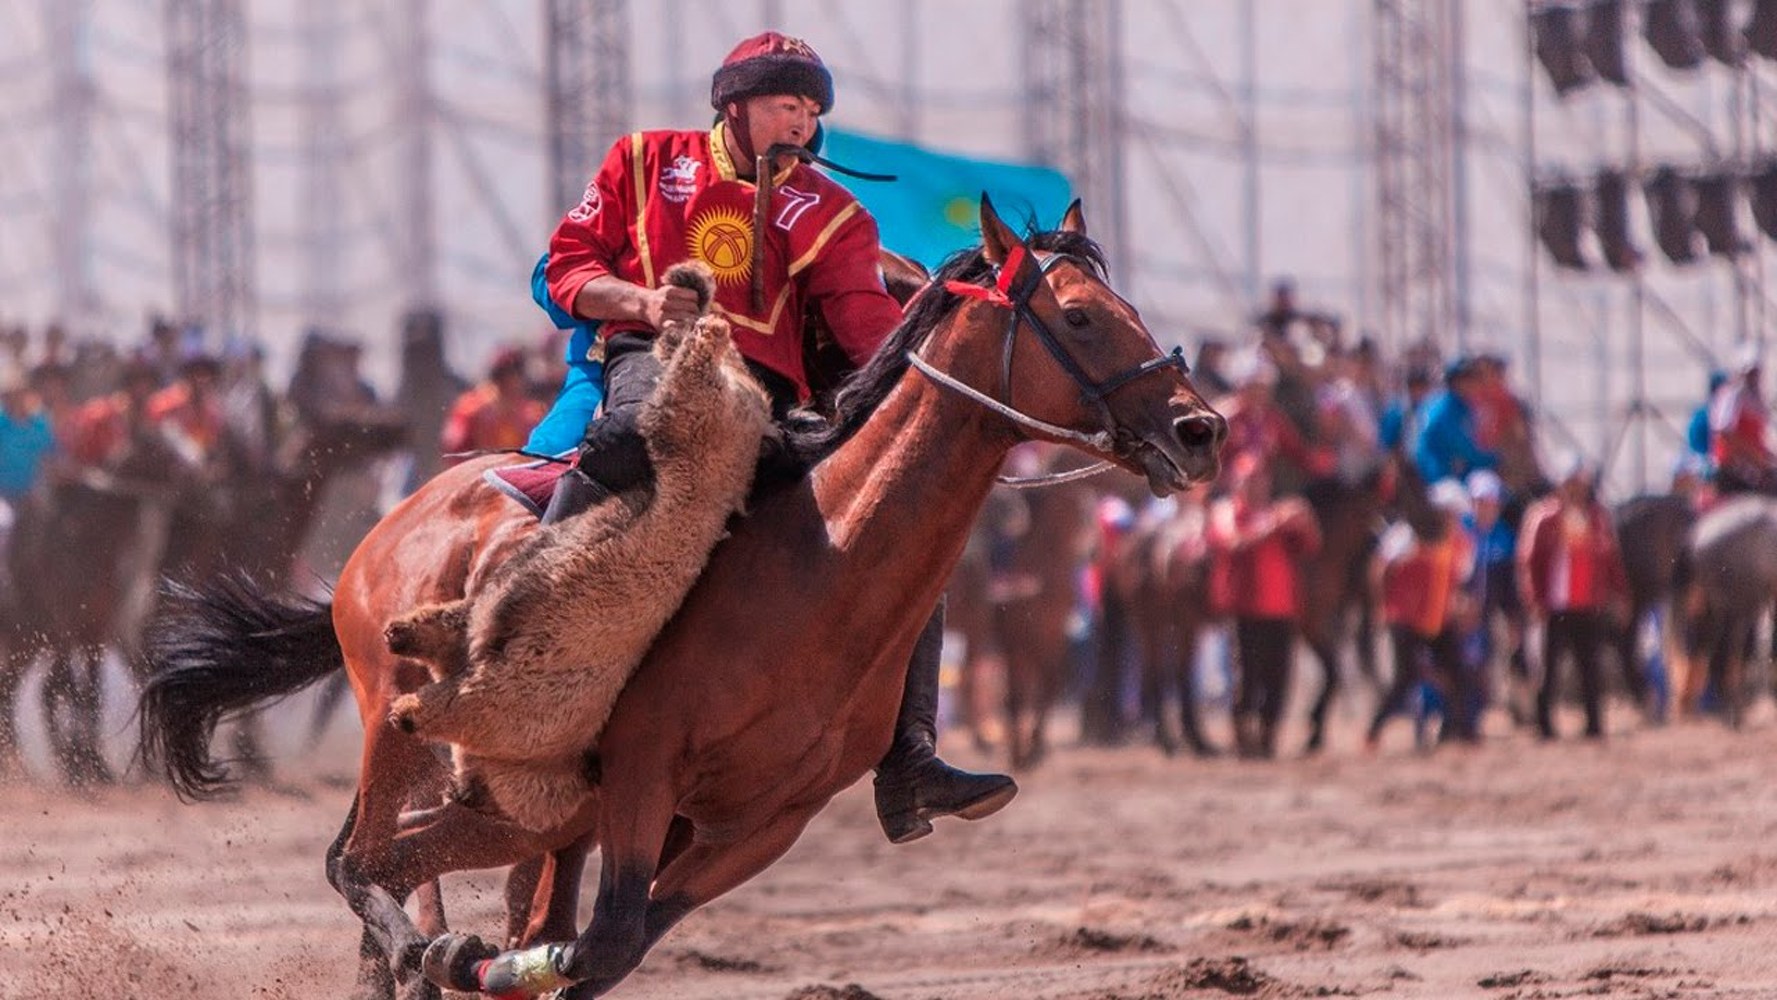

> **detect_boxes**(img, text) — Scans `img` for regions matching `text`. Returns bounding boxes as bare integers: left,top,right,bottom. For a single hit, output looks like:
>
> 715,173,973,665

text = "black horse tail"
138,574,343,800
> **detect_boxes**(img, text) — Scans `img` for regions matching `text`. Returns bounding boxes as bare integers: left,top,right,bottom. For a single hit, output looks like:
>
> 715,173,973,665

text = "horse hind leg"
42,648,83,785
70,645,113,785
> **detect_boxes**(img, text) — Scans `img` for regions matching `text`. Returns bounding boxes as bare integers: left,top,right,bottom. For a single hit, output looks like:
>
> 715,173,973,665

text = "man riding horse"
529,32,1015,844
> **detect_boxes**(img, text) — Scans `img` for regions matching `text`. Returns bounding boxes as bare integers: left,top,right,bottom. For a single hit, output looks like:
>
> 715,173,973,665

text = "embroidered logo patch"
660,156,701,204
686,207,754,287
566,182,601,222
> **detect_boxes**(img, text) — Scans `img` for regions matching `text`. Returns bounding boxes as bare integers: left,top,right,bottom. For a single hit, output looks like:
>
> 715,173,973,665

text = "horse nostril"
1174,415,1220,450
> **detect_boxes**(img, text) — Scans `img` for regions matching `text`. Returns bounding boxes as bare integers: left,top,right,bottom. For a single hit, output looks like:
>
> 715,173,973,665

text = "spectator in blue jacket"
1686,370,1727,472
1412,358,1498,486
0,369,55,503
1379,366,1434,457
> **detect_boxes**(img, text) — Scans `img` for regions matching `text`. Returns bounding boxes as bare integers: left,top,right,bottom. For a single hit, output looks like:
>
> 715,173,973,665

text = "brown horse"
139,199,1225,1000
1114,491,1218,756
992,452,1098,770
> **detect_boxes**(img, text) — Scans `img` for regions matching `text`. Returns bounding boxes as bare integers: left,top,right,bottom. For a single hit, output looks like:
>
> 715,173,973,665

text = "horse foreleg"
1176,621,1218,757
432,790,673,999
1303,635,1341,756
1354,594,1381,689
1614,601,1650,717
1724,615,1752,729
554,808,820,1000
1003,654,1029,770
1028,647,1066,769
1137,627,1175,756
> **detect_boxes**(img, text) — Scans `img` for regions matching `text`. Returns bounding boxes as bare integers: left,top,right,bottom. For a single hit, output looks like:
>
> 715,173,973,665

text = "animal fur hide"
385,265,773,831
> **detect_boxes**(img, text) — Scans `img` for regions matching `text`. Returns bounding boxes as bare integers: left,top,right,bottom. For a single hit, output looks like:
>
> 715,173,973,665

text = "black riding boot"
539,465,613,524
874,600,1018,844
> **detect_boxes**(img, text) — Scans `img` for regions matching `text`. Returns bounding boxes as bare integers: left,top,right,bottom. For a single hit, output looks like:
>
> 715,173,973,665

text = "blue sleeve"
533,252,601,365
1687,407,1711,456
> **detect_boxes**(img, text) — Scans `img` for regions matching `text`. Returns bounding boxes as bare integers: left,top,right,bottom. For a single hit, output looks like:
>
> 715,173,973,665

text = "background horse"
0,427,197,784
1668,495,1777,726
139,200,1226,1000
1103,491,1217,756
992,456,1096,770
1610,492,1696,716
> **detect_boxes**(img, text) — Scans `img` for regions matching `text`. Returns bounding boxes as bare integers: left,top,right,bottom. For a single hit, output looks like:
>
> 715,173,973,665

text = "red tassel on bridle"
943,245,1027,308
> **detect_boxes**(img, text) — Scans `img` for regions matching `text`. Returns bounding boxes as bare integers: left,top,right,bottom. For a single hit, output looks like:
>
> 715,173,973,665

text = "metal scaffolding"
1372,0,1464,355
1021,0,1130,278
166,0,256,338
395,0,436,308
298,0,346,333
46,0,97,333
544,0,632,216
1522,0,1773,490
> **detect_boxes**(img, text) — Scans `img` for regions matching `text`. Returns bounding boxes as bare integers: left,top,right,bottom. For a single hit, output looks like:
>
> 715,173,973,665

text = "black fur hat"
710,32,833,114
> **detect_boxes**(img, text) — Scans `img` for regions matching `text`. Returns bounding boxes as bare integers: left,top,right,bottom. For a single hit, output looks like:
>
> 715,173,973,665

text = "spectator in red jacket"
1366,480,1477,750
440,347,547,464
1207,452,1321,758
1517,456,1628,740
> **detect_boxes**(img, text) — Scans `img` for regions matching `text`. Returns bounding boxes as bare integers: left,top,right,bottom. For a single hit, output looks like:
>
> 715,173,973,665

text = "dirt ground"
5,681,1777,1000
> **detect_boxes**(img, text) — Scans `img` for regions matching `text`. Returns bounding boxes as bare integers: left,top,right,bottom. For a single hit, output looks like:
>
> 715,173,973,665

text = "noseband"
907,244,1190,463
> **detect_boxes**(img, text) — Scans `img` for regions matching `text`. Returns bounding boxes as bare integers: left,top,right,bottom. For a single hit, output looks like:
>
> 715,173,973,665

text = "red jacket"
440,385,546,462
1379,531,1471,637
1206,496,1321,621
1516,496,1626,614
545,125,903,398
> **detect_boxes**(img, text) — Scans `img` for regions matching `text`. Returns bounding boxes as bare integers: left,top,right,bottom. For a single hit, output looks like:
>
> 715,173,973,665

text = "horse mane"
758,227,1107,488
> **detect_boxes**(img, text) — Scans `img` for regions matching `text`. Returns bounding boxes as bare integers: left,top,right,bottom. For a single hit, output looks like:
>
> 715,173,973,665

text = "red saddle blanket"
484,458,572,518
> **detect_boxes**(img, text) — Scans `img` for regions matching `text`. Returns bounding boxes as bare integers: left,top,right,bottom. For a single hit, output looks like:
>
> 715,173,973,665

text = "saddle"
385,279,774,832
484,458,572,519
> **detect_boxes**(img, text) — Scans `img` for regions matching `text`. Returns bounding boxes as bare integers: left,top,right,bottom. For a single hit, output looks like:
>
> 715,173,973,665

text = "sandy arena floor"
4,683,1777,999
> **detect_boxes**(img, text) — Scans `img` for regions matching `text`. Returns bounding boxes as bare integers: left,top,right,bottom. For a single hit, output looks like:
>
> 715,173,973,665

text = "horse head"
922,197,1225,496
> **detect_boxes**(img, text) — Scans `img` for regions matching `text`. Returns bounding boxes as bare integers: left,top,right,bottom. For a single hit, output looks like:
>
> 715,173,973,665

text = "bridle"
906,243,1191,486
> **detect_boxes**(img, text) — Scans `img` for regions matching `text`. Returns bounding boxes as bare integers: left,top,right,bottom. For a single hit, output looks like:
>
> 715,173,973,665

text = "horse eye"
1064,307,1091,329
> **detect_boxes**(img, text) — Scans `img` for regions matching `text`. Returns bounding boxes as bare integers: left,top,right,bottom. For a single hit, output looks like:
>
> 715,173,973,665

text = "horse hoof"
420,932,499,992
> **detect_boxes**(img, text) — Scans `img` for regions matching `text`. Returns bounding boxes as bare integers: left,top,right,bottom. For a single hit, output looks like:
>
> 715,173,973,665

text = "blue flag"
821,128,1073,270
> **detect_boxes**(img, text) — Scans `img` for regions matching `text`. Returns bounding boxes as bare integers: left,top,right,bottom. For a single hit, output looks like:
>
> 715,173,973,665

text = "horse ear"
978,194,1023,266
1059,199,1088,237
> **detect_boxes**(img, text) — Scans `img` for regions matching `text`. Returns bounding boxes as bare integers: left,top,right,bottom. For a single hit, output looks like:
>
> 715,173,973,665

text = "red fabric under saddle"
484,458,571,518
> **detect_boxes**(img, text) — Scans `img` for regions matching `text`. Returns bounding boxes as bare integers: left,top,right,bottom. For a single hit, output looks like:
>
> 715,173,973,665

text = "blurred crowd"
1059,276,1765,759
0,314,571,524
